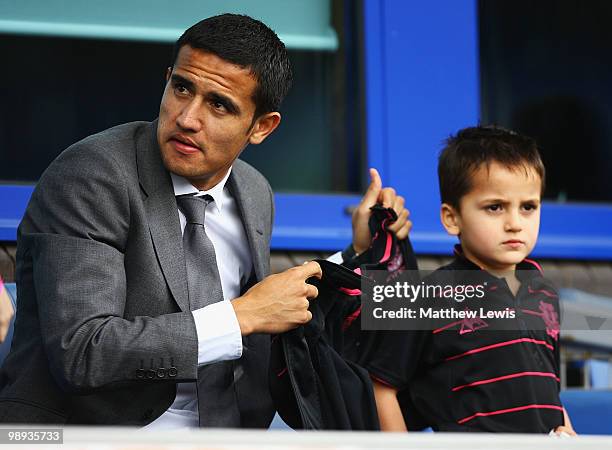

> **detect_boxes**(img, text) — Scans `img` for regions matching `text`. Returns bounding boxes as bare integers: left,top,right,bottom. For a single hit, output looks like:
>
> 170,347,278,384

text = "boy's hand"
372,379,407,432
551,407,577,436
552,425,577,437
352,168,412,254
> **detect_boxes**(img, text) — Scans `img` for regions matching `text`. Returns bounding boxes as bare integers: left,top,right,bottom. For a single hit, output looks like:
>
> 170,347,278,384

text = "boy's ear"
248,112,281,145
440,203,461,236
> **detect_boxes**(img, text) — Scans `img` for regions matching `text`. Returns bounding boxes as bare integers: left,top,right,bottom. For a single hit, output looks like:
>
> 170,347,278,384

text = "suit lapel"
136,121,190,312
228,168,267,282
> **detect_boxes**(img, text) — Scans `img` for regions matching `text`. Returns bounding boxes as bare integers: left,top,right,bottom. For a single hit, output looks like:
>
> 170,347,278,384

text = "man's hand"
352,168,412,254
231,261,322,335
0,284,14,343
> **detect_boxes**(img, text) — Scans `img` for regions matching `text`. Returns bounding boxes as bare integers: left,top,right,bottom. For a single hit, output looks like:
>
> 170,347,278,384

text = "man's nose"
176,101,202,132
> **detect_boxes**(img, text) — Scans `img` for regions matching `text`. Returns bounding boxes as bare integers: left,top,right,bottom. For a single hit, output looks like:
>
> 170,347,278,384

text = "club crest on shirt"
459,310,489,335
539,301,560,340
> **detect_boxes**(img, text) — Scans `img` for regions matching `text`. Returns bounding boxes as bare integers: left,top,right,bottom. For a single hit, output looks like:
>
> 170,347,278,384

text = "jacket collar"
227,162,267,282
136,121,190,311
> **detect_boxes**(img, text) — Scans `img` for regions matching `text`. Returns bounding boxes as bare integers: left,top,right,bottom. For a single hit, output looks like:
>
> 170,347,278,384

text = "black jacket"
270,206,419,430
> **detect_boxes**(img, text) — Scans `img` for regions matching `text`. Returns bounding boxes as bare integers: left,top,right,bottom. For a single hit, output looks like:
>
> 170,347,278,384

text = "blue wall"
362,0,612,259
2,0,612,259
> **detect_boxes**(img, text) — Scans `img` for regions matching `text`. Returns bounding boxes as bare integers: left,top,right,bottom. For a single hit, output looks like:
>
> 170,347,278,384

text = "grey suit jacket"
0,121,275,426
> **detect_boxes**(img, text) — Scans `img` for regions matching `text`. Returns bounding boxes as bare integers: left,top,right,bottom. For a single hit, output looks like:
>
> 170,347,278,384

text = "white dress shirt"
144,167,252,429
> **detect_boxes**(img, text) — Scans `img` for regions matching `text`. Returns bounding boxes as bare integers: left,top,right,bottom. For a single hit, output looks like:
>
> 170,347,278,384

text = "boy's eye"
522,203,539,212
486,204,502,212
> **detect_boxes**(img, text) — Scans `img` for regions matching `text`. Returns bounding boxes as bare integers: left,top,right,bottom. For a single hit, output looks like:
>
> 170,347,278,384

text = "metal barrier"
43,427,612,448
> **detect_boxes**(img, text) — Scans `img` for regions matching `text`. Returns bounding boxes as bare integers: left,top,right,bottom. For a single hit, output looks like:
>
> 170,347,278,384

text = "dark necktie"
176,194,223,310
176,193,241,427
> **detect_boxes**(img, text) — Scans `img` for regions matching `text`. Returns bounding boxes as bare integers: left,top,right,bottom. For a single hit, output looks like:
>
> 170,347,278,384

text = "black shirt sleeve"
357,329,429,391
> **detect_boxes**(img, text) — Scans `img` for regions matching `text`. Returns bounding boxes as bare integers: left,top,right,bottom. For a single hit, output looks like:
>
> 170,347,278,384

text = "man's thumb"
361,168,382,206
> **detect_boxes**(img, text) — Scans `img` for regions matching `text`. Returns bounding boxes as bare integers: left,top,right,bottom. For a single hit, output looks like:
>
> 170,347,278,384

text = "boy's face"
441,161,542,274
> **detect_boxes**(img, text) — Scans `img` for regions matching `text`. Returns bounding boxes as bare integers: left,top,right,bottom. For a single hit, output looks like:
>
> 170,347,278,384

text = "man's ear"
165,67,172,82
440,203,461,236
248,112,281,145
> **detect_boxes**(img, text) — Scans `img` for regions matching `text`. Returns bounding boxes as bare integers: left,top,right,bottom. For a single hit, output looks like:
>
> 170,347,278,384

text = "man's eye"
174,84,189,95
211,101,226,111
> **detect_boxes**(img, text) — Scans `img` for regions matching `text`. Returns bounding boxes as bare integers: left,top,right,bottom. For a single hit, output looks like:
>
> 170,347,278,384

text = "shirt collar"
170,167,232,213
451,244,541,281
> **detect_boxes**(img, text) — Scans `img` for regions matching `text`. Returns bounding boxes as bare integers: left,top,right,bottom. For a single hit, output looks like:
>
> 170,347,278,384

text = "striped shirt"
364,247,564,433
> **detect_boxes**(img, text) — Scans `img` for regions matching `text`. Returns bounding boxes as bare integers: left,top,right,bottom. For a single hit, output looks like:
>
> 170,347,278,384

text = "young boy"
367,126,576,434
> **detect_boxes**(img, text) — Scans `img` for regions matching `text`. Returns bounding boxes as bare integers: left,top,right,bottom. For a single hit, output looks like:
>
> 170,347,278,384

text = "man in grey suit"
0,14,411,427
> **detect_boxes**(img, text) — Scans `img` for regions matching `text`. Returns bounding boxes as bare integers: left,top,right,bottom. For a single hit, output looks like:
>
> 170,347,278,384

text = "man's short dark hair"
172,14,293,118
438,125,546,209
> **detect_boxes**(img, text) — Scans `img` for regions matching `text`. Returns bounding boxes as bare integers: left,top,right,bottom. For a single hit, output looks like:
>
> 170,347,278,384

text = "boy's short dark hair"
172,14,293,119
438,125,546,209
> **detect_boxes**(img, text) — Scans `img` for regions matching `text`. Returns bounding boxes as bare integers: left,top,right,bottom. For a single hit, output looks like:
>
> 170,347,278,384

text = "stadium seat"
561,389,612,435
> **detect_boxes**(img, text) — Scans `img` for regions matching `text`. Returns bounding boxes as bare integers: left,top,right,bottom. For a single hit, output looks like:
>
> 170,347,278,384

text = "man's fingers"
387,207,412,240
306,284,319,299
379,187,396,209
395,220,413,240
303,310,313,324
360,168,382,207
387,209,409,232
391,195,405,215
296,260,322,279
